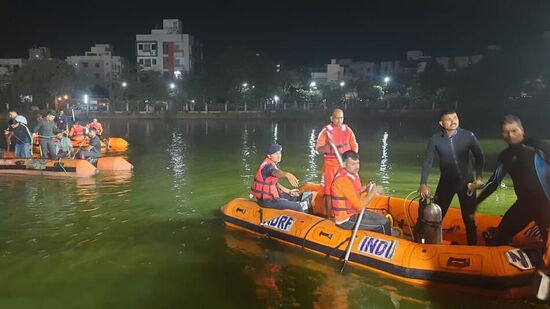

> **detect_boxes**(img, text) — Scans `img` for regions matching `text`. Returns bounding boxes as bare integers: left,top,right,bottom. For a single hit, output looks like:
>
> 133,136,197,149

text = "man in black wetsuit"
418,109,484,245
477,115,550,246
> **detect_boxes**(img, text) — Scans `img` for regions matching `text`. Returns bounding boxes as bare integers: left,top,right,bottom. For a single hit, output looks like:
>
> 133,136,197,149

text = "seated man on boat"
251,144,310,212
55,132,73,159
87,118,104,137
330,150,391,235
74,127,101,161
478,115,550,248
69,120,86,142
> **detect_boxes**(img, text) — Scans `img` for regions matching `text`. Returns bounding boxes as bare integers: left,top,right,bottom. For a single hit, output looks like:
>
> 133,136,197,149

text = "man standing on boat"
316,108,359,206
33,111,62,159
418,109,484,245
251,144,310,212
477,115,550,248
330,150,390,234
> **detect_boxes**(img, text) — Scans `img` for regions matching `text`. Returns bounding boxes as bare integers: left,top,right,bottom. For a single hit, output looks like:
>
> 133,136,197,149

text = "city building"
66,44,124,90
136,19,202,78
0,58,25,77
311,58,400,85
29,47,51,60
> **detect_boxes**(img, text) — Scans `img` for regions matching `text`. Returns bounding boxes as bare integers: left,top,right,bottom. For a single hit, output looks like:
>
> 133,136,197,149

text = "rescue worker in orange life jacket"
316,108,359,204
330,150,391,235
251,144,309,212
69,121,86,142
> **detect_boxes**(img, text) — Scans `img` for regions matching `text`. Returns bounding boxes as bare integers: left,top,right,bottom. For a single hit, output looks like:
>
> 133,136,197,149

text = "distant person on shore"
74,127,101,161
33,111,62,159
250,144,310,212
418,109,484,245
10,115,32,158
55,110,70,131
87,118,103,137
316,108,359,212
477,115,550,251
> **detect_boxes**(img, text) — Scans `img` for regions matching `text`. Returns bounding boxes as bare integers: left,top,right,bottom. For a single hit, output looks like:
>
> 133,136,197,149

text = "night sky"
1,0,549,65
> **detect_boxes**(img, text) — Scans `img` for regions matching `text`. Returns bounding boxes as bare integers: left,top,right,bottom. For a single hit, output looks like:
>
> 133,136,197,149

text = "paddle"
324,130,345,217
325,130,344,167
340,182,376,273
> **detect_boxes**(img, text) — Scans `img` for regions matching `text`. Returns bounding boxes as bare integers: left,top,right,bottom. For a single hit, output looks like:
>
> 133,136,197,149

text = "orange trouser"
322,157,341,195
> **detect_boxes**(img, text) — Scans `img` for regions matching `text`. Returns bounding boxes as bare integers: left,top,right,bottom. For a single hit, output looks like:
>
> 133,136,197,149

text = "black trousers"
489,199,550,246
435,180,478,245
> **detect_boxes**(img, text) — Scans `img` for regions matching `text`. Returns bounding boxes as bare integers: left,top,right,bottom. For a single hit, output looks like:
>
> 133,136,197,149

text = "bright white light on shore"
384,76,391,83
83,94,89,104
174,70,182,79
57,97,62,101
63,95,69,100
191,99,195,103
170,83,176,89
274,95,280,102
242,82,248,87
340,81,345,87
310,81,316,88
122,82,128,88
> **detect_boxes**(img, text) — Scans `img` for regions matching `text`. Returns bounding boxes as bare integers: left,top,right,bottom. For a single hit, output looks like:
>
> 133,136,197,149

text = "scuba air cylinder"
413,197,443,244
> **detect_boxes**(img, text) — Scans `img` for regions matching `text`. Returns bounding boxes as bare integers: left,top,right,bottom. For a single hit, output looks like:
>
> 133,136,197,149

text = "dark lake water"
0,118,541,308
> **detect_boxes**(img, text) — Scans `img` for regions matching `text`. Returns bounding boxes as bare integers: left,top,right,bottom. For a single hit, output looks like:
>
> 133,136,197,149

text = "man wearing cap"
316,108,359,206
10,115,33,158
250,144,309,212
34,111,62,159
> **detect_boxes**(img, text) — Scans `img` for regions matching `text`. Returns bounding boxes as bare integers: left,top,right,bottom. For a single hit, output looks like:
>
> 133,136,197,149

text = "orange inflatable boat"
33,137,129,154
1,153,133,174
0,158,98,177
222,184,546,299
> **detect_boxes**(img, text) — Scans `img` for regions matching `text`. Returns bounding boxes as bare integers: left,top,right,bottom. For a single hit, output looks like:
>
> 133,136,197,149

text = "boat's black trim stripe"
223,214,534,290
0,165,77,172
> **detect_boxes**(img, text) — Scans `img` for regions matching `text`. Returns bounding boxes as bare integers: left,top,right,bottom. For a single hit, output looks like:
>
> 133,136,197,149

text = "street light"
170,83,176,90
383,76,391,84
122,81,128,88
340,81,346,87
309,81,317,88
242,82,248,88
63,95,69,100
273,95,280,103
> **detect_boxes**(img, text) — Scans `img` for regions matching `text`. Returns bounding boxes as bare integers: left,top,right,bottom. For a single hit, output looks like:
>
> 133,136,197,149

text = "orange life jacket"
70,124,84,137
88,122,103,135
251,158,280,200
323,124,353,158
330,168,361,223
545,229,550,268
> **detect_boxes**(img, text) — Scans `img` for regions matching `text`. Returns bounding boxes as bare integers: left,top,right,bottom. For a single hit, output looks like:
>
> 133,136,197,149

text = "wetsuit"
477,138,550,245
420,128,484,245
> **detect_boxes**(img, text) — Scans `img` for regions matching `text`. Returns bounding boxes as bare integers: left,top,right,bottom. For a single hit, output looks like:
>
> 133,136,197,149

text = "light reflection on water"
377,131,391,191
304,129,320,183
166,130,188,204
240,126,257,186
